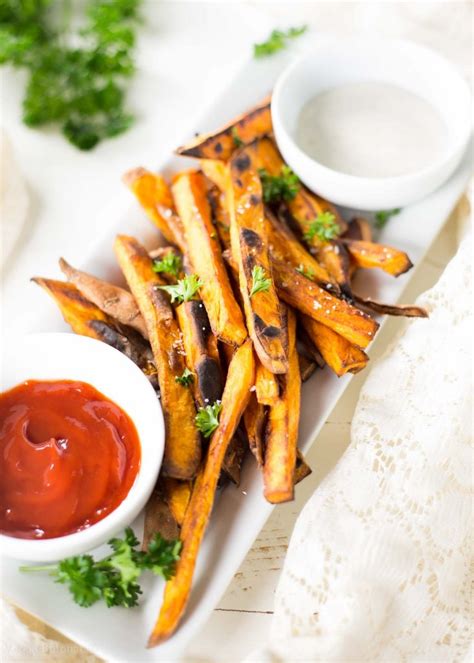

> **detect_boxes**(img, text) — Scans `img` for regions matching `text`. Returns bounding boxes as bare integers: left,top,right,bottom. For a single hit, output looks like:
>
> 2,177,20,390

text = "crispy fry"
59,258,148,339
294,450,312,485
222,427,247,485
301,314,369,376
263,309,300,503
114,235,200,480
243,393,266,466
352,295,428,318
228,150,288,373
124,167,187,252
344,217,373,242
343,239,413,277
255,359,279,405
161,478,192,527
149,339,255,646
298,353,318,382
175,300,223,406
143,484,180,550
176,96,271,161
172,171,247,346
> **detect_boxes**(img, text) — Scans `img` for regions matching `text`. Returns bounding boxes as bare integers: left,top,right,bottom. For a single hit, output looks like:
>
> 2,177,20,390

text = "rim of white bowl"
272,35,472,188
0,333,164,561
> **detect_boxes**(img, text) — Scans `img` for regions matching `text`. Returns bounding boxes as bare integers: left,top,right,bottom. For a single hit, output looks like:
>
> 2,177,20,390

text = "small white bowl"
272,36,472,210
0,333,164,562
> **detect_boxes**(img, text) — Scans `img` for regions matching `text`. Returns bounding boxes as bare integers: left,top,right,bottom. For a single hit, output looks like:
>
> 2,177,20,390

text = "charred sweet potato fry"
228,149,288,373
272,260,379,349
114,235,201,480
176,96,271,161
143,484,180,550
352,295,428,318
301,314,369,377
343,217,373,242
59,258,148,339
149,339,255,646
255,359,279,406
161,478,192,527
298,353,318,382
294,451,312,485
172,171,247,346
124,167,187,252
176,300,223,406
263,309,300,503
222,427,247,485
243,394,266,466
343,239,413,277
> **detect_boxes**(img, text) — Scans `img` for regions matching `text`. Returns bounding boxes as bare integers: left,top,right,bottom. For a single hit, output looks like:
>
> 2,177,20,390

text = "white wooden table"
1,2,469,660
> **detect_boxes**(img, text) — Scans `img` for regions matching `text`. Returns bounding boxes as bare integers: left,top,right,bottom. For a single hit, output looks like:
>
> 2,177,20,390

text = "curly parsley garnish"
0,0,142,150
374,208,401,229
254,26,308,58
231,126,244,147
295,264,315,281
303,212,339,243
20,528,181,608
258,166,300,204
152,253,182,278
249,265,272,297
195,401,222,438
157,274,203,304
175,367,194,387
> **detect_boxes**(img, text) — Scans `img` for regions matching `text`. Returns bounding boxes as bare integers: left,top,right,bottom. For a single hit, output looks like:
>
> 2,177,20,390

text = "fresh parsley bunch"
20,528,182,608
258,166,300,204
0,0,142,150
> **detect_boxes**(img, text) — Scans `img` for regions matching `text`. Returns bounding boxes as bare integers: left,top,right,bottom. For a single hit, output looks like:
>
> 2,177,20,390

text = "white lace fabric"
247,224,473,663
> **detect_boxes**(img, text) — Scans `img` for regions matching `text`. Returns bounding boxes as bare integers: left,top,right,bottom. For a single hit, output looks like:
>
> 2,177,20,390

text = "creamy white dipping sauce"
296,83,448,178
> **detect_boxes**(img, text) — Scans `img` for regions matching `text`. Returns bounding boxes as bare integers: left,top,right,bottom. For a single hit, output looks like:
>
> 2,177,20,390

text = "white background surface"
0,2,472,661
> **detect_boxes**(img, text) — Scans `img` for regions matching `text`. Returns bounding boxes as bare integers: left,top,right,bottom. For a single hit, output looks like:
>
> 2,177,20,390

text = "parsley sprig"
158,274,203,304
20,528,181,609
195,401,222,438
250,265,272,297
258,166,300,204
254,26,308,58
0,0,142,150
374,208,401,229
231,126,243,147
152,253,182,278
175,367,194,387
303,212,339,243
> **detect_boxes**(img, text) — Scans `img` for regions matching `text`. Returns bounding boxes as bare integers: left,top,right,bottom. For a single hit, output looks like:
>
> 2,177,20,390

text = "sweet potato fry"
272,259,379,349
201,159,230,192
175,300,223,406
342,239,413,277
263,309,300,503
176,96,271,161
343,217,373,242
143,484,180,550
228,149,288,373
114,235,200,480
148,339,255,646
243,394,266,466
207,185,231,249
172,171,247,346
124,167,187,252
59,258,148,339
298,353,318,382
352,295,428,318
255,359,279,405
301,314,369,377
161,478,192,527
222,427,247,485
294,450,312,485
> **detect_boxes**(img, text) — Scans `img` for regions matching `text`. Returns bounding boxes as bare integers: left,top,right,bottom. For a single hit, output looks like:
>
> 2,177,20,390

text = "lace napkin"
246,213,473,662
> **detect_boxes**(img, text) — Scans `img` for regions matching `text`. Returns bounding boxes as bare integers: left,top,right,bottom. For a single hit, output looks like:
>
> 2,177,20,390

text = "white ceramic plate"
1,44,471,663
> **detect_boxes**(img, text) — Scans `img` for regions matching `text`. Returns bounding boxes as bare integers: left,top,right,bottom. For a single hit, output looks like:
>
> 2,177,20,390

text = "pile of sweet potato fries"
33,96,427,646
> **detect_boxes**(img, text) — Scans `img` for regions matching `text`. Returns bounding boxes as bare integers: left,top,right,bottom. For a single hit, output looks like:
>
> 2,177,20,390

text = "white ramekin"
272,36,472,210
0,333,164,562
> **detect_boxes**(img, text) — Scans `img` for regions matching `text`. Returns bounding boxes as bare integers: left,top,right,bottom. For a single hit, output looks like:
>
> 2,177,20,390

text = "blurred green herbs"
0,0,142,150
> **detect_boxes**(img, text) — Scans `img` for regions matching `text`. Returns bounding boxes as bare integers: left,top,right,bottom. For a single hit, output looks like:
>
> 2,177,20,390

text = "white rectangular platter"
1,41,472,663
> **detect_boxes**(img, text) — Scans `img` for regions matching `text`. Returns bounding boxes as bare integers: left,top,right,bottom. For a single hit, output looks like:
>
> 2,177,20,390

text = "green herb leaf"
258,166,300,204
303,212,339,243
157,274,203,304
295,264,315,281
175,367,194,387
195,401,222,438
0,0,142,150
254,25,307,58
152,252,182,278
19,528,181,609
231,126,243,147
374,208,401,229
249,265,272,297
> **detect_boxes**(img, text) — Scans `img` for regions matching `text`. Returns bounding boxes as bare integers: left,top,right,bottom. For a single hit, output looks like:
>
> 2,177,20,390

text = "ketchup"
0,380,141,539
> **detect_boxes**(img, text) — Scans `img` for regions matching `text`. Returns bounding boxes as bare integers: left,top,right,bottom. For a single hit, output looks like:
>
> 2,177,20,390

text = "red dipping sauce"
0,380,141,540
